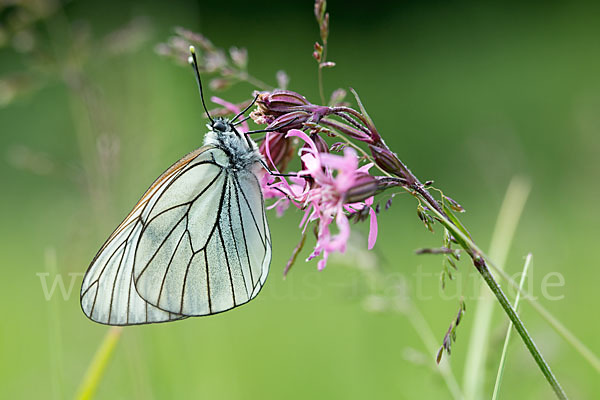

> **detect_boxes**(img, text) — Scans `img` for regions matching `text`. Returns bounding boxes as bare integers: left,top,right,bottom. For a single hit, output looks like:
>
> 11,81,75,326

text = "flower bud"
320,61,336,68
320,13,329,42
444,195,465,213
267,110,310,131
322,118,371,142
369,145,403,176
252,91,310,127
314,0,326,23
260,132,295,172
311,133,329,154
345,173,378,203
266,90,310,110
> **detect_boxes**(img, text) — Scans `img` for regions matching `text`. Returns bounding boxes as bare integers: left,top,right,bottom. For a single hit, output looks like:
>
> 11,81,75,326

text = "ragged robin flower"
261,129,386,270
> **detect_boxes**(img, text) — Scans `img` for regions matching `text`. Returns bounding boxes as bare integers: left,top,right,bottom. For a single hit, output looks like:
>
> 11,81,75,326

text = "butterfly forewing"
81,146,218,325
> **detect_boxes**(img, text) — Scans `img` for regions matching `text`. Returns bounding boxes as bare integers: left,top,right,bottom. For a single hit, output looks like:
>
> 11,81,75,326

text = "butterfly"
80,46,279,325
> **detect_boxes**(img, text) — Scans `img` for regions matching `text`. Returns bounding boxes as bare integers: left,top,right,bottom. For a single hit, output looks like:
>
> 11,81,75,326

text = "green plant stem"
359,132,568,398
492,253,532,400
424,203,568,399
324,100,583,395
75,327,123,400
439,199,599,374
477,260,567,398
485,258,600,373
430,204,599,374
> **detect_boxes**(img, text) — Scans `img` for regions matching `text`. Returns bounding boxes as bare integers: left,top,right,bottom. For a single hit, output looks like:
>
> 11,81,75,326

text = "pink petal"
326,213,350,253
299,206,313,229
300,153,320,173
357,162,374,174
367,207,378,250
317,256,328,270
263,132,279,172
320,148,358,171
320,148,361,192
286,129,318,154
263,133,304,199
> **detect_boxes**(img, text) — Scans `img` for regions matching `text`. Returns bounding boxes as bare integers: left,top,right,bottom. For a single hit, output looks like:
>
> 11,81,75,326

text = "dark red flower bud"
311,133,329,154
267,90,310,108
260,132,295,172
345,173,378,203
369,145,403,176
267,111,310,131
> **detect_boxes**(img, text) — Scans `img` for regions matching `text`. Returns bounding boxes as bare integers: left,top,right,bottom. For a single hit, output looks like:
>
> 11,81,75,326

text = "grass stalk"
75,327,123,400
486,259,600,373
491,253,532,400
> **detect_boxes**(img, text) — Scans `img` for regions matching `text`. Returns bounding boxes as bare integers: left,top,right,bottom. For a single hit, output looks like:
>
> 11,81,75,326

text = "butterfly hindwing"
132,148,271,317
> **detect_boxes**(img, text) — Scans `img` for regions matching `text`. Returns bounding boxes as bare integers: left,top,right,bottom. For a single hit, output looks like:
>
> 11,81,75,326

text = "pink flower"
262,129,379,270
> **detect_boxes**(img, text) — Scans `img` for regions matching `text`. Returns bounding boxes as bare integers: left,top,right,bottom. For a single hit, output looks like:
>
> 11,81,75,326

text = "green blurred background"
1,0,599,398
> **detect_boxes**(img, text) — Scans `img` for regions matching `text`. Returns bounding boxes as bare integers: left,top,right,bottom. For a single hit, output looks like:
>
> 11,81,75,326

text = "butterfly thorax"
203,117,263,171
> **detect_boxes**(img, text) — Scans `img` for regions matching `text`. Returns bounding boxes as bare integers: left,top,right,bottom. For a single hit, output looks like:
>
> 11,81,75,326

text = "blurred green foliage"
1,1,599,398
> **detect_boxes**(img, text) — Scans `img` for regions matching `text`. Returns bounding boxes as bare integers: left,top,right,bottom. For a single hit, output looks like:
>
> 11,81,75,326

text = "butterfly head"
211,117,233,134
188,46,262,169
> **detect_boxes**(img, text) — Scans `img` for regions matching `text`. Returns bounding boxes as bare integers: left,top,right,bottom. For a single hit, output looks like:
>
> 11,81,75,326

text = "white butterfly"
80,47,274,325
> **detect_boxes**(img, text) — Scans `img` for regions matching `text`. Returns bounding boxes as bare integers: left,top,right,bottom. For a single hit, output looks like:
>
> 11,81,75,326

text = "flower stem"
369,138,568,398
477,259,567,399
75,327,123,400
492,253,532,400
484,257,600,373
318,65,325,105
426,203,568,399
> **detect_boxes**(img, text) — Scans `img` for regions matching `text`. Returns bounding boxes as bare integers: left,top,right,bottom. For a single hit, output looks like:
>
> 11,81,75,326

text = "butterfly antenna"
233,115,251,126
245,117,299,135
231,94,259,123
188,46,214,124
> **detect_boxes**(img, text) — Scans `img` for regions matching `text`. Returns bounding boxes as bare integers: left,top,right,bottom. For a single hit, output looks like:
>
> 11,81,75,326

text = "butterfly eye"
213,120,227,132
